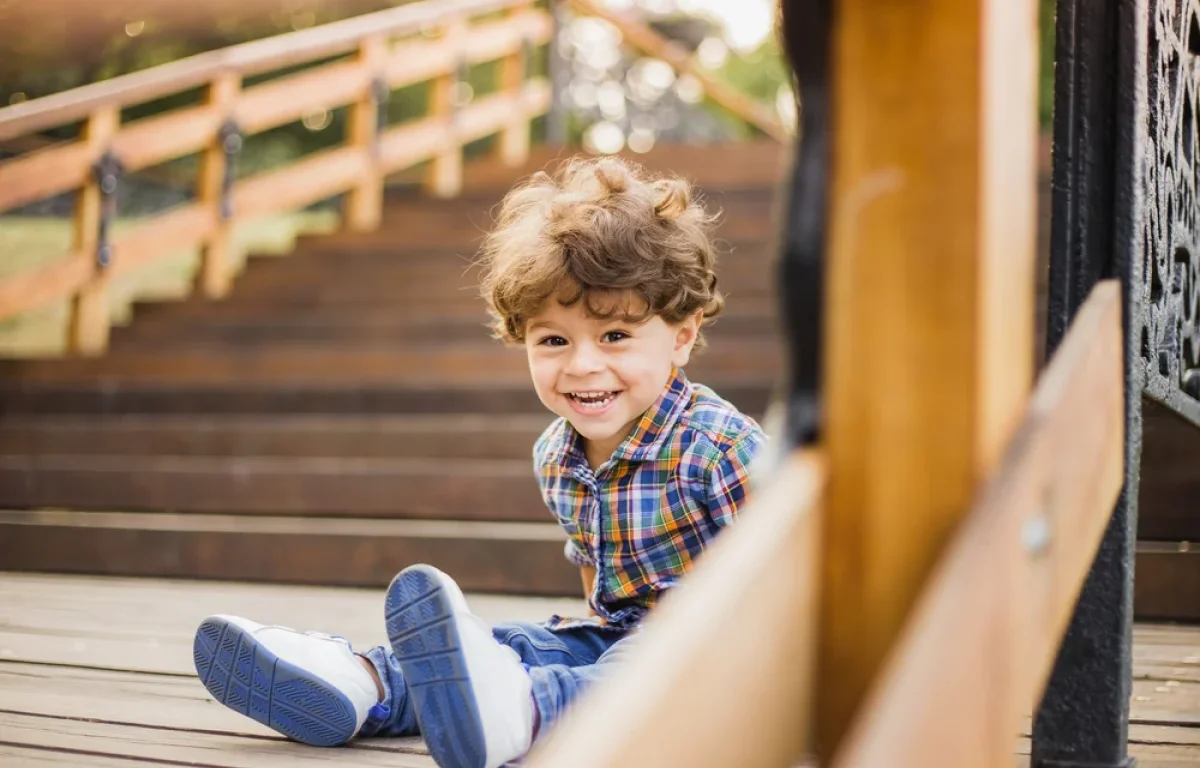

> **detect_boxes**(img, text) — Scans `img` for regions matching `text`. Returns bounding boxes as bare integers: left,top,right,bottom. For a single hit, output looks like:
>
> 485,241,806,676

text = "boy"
192,156,766,768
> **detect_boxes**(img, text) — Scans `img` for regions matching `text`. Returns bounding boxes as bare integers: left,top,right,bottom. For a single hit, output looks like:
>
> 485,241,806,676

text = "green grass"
0,211,339,357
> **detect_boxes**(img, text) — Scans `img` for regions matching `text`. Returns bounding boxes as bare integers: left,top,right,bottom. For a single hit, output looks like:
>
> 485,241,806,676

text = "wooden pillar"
196,71,241,298
68,106,120,356
498,1,534,167
815,0,1038,759
425,20,466,199
344,34,389,232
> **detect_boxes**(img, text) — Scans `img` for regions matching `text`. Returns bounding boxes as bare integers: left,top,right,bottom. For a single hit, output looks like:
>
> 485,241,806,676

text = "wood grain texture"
816,0,1039,755
832,283,1124,767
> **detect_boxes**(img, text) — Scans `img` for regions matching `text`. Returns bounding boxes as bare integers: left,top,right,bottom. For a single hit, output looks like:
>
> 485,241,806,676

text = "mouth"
564,390,622,415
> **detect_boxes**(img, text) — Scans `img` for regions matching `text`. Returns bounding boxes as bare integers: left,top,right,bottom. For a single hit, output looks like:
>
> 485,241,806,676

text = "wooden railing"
528,1,1130,767
0,0,787,357
0,0,552,355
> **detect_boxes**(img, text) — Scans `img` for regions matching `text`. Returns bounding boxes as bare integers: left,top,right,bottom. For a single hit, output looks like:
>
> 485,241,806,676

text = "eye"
602,330,630,343
538,335,568,347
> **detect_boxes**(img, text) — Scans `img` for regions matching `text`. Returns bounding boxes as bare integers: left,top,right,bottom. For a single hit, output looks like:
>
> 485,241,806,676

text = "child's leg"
355,644,421,738
510,630,639,739
383,566,633,768
192,615,405,746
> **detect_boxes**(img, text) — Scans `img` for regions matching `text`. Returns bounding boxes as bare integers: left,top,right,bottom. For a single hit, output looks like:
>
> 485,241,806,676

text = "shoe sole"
192,616,357,747
385,565,487,768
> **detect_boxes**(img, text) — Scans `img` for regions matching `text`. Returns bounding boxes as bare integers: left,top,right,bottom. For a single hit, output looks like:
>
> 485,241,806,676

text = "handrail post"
344,34,389,232
815,0,1038,761
68,106,120,356
425,19,467,199
498,0,534,167
196,71,241,299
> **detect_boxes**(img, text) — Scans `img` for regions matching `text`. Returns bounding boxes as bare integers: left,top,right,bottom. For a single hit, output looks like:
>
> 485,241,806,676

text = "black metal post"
776,0,830,448
1033,0,1140,765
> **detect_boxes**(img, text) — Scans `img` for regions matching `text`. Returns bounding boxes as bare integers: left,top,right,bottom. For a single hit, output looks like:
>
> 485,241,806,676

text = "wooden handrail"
0,0,521,142
833,282,1124,767
0,0,548,354
566,0,789,143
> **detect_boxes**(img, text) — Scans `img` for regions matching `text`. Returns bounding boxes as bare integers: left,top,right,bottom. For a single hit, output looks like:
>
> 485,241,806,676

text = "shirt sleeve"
564,537,595,566
706,429,766,528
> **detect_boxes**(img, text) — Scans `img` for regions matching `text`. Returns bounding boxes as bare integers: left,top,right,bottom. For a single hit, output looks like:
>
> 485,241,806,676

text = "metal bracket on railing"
520,34,534,81
217,119,243,221
371,75,391,154
451,54,470,127
91,152,123,270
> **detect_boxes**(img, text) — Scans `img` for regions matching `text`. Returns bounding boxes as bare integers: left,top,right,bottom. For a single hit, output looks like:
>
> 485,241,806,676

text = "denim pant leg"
356,645,420,738
491,622,632,737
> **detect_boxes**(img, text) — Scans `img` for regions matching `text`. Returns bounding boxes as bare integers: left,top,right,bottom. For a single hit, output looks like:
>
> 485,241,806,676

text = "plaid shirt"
534,367,766,631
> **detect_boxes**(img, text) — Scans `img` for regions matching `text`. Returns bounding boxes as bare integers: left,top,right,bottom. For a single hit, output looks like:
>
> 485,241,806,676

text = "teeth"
569,390,618,408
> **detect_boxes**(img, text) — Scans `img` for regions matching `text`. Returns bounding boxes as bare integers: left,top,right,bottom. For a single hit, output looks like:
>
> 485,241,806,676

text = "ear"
670,312,703,368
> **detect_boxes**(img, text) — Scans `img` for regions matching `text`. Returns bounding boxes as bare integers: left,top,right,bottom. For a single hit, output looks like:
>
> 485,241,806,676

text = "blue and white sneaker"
385,565,535,768
193,615,381,747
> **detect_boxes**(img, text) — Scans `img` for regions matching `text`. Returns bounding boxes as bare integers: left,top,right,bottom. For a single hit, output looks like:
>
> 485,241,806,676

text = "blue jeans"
357,621,634,740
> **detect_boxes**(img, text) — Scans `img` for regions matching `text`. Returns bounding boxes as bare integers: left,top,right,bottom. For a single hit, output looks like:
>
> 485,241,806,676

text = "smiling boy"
191,156,765,768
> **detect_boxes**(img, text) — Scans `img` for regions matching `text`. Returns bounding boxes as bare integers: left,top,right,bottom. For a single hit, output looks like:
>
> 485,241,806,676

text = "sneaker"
385,565,535,768
193,614,381,747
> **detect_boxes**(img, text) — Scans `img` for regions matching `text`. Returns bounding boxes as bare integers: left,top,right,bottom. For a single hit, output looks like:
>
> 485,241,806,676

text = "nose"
563,340,605,377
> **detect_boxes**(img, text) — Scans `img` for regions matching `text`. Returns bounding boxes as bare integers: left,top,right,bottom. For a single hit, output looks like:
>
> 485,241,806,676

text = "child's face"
524,294,700,461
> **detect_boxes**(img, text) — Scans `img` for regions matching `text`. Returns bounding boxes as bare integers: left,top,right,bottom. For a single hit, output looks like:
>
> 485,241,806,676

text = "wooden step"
108,313,782,347
123,295,780,326
0,454,547,521
1138,398,1200,541
0,379,774,416
0,510,580,595
0,414,553,459
0,343,784,384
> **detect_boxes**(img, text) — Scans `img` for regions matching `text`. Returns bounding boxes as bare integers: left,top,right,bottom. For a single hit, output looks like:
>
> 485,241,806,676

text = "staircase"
0,142,786,596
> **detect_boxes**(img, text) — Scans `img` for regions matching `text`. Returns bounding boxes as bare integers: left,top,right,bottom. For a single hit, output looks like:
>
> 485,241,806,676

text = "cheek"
525,352,558,391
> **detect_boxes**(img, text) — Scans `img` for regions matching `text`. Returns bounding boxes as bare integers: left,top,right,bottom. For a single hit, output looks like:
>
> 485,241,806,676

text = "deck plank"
0,572,1195,766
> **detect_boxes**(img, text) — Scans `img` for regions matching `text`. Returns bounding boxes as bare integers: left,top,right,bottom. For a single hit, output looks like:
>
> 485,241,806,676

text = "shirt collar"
544,367,694,470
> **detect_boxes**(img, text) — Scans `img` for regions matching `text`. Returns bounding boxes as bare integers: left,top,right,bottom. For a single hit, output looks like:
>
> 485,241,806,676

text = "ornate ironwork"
1138,0,1200,421
91,151,123,269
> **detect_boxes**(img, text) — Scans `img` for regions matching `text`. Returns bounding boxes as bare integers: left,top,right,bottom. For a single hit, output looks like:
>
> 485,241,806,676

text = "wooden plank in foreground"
832,282,1125,767
816,0,1040,755
527,451,824,768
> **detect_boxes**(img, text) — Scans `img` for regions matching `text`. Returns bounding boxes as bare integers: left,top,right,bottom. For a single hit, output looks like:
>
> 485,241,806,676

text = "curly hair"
477,155,724,347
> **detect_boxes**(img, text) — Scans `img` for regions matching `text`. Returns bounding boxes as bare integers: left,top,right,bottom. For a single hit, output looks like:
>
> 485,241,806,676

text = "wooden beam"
67,107,120,356
383,11,551,90
0,0,529,141
195,72,241,299
0,254,91,322
343,35,389,233
498,1,534,166
527,451,824,768
424,20,469,199
112,104,223,173
0,141,94,214
110,203,218,279
832,282,1125,768
235,60,370,136
232,145,369,223
816,0,1039,756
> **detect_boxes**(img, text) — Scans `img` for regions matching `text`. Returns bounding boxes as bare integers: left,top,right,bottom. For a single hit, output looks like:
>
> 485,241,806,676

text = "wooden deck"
0,572,1196,766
